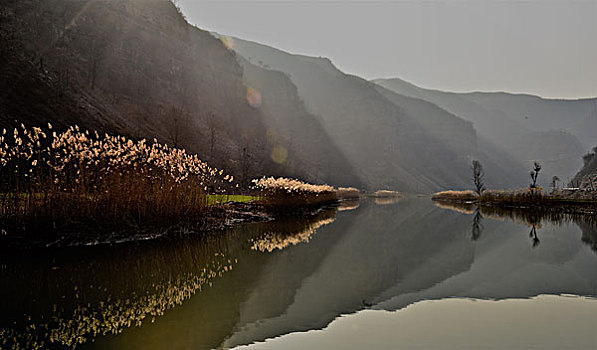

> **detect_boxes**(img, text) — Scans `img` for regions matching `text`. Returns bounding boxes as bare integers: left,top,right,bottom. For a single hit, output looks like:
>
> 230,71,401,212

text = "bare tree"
165,104,189,148
472,160,485,195
551,176,560,191
530,161,541,189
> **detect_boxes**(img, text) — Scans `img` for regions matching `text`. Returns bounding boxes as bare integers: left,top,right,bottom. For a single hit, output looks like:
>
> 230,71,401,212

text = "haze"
178,0,597,99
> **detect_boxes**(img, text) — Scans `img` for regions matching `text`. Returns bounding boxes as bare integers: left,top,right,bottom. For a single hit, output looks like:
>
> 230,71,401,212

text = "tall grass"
251,176,338,212
432,190,477,202
432,188,597,208
0,124,234,237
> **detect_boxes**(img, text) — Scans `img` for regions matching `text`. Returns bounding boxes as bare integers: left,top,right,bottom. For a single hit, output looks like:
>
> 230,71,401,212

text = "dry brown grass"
432,188,563,206
335,187,361,200
478,188,545,205
432,190,477,202
371,190,401,198
0,124,234,237
251,176,338,212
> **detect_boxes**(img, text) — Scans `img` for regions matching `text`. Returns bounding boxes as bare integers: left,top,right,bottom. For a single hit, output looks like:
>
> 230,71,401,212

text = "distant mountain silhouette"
231,37,524,191
374,78,595,186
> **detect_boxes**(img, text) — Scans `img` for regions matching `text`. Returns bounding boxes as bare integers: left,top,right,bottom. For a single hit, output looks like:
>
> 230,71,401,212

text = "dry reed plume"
0,123,234,239
251,176,338,211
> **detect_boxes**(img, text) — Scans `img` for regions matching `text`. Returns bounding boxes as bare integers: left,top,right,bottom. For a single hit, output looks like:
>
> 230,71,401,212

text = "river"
1,197,596,349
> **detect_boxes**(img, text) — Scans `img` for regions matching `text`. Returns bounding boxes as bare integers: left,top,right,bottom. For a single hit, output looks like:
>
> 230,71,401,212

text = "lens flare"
271,145,288,164
246,87,262,108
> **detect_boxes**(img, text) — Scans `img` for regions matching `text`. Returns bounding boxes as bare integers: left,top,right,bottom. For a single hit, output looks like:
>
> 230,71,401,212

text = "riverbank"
0,199,347,250
0,125,351,250
432,189,597,215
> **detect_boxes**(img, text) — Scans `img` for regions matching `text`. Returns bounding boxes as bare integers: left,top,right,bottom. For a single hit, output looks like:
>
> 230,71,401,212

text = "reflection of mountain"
222,199,597,348
223,199,476,348
3,200,597,349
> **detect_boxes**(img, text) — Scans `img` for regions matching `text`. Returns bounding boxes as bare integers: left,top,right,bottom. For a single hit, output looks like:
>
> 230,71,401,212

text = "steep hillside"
571,147,597,189
372,85,523,188
231,37,501,192
374,78,588,186
0,0,363,187
238,57,362,187
463,92,597,149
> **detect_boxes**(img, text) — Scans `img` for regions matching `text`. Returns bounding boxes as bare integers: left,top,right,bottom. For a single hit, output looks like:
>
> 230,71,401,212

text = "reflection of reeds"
0,124,234,238
436,201,597,249
0,252,234,349
338,200,360,211
433,201,475,214
250,209,337,252
374,197,400,205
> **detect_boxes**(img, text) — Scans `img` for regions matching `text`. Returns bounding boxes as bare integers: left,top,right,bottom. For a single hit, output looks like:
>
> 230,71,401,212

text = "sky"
177,0,597,99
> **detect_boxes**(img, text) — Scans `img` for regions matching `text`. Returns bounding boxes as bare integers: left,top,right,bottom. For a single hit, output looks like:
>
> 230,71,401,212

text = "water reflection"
435,201,597,252
471,209,484,241
0,208,338,349
2,198,597,349
250,209,336,252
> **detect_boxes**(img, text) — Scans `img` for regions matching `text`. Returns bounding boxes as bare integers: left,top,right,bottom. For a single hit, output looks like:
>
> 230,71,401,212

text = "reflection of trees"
435,201,597,253
471,209,484,241
529,225,540,247
577,221,597,253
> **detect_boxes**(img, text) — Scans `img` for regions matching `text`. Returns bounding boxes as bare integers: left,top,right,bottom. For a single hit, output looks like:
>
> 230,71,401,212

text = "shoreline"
0,200,343,251
432,198,597,216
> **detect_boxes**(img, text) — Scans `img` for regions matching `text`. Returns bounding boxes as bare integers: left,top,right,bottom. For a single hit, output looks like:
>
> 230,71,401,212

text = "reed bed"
371,190,401,198
433,187,597,209
432,188,547,205
335,187,361,200
478,188,545,205
432,190,477,202
0,124,234,238
252,176,338,212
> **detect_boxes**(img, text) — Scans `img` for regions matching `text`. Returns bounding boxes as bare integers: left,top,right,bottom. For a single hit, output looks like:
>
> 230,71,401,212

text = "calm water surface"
1,198,596,349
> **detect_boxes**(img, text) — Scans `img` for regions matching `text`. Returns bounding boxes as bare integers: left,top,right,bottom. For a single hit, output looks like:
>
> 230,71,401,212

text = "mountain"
230,36,521,191
0,0,361,187
374,78,593,186
571,146,597,189
237,55,362,188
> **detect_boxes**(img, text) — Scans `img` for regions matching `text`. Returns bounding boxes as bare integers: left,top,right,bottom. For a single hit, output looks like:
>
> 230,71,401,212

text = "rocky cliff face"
0,0,362,186
238,56,362,187
232,37,496,192
571,147,597,190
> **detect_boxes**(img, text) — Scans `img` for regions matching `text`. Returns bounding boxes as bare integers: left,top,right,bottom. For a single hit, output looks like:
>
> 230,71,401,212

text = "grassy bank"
0,124,353,247
252,177,339,214
432,188,597,213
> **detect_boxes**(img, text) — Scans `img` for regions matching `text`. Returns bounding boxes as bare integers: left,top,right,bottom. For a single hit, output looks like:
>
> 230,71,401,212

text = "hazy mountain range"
1,0,595,192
